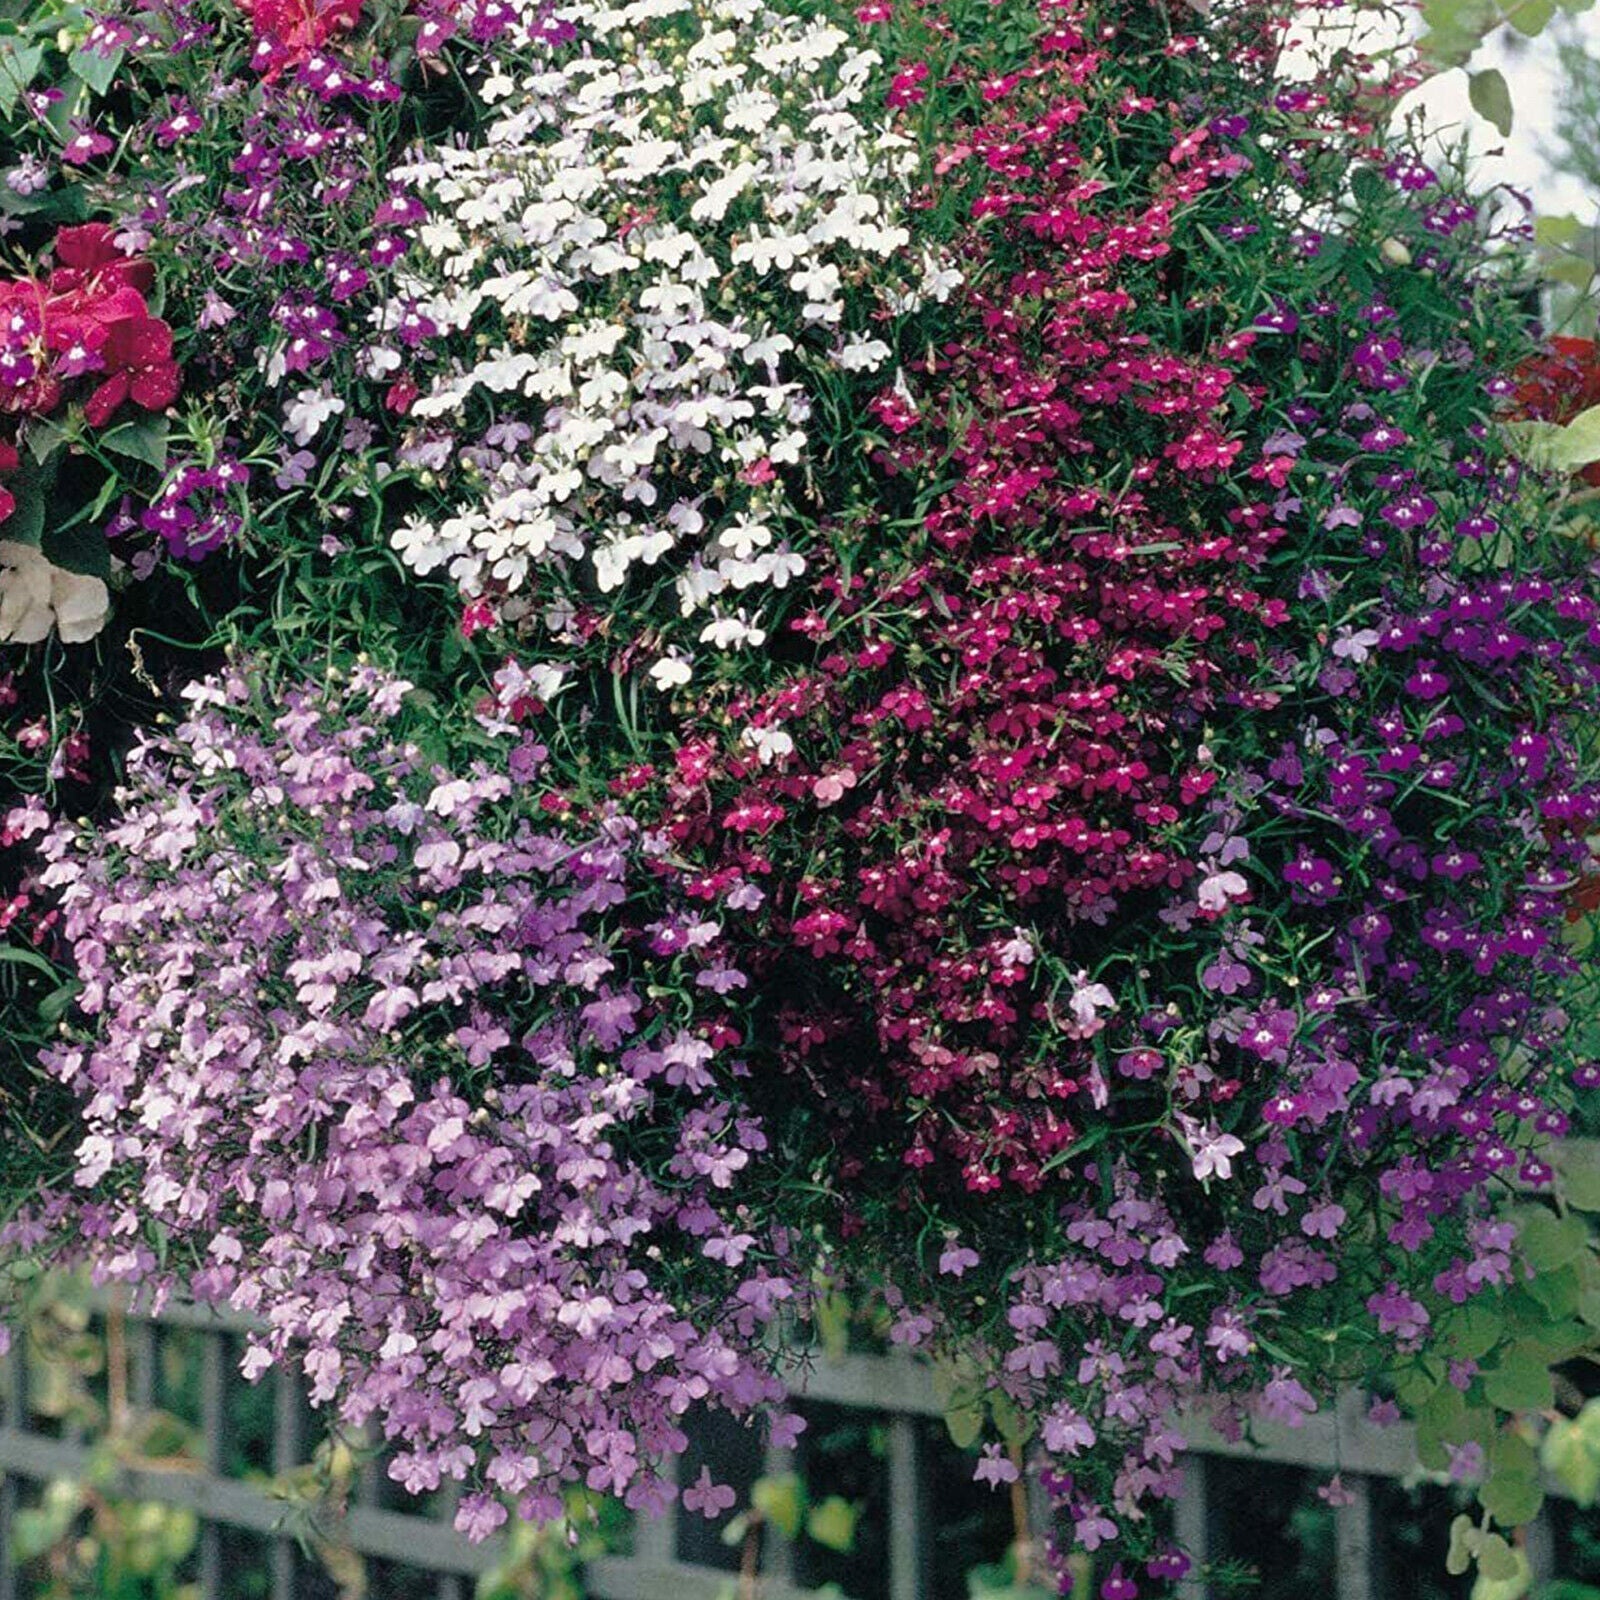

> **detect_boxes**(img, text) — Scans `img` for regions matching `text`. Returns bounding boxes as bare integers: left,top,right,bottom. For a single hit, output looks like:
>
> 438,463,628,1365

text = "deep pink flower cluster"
614,0,1600,1573
25,663,798,1538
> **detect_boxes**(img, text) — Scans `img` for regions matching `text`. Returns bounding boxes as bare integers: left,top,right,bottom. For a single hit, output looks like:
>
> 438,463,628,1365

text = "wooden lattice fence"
0,1295,1568,1600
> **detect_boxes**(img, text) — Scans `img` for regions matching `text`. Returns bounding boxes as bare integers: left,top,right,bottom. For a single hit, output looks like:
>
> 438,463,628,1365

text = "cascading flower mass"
0,0,1598,1589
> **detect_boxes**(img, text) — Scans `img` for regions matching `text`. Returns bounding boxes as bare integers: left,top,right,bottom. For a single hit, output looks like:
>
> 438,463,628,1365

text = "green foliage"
1542,1403,1600,1506
1469,67,1515,135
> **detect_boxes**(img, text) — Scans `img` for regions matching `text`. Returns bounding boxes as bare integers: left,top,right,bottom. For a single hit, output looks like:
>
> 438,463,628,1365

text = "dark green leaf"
5,455,50,548
40,513,109,580
98,415,169,471
24,415,69,466
1468,69,1513,137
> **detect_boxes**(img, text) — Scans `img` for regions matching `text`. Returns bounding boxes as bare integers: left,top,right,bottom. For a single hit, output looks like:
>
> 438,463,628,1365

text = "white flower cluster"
386,0,950,688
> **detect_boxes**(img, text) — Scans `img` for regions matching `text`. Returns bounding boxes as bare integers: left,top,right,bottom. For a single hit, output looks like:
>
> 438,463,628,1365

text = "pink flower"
973,1445,1019,1487
682,1467,737,1518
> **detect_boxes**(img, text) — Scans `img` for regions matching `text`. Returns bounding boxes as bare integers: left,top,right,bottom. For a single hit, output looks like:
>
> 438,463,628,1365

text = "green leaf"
39,513,108,579
989,1391,1032,1448
42,73,81,141
4,455,49,548
1444,1305,1506,1361
68,41,121,96
1554,405,1600,472
37,980,77,1024
1535,1321,1592,1365
944,1402,984,1450
751,1473,803,1542
1417,1384,1468,1471
1472,1542,1530,1600
805,1497,859,1554
0,944,58,979
1503,0,1556,32
1349,166,1387,207
23,415,69,466
1468,69,1513,137
1482,1353,1554,1412
1543,1415,1600,1506
1482,1434,1545,1526
0,41,43,118
98,414,169,471
1518,1208,1588,1272
1480,1469,1544,1526
1396,1362,1442,1409
1560,1148,1600,1211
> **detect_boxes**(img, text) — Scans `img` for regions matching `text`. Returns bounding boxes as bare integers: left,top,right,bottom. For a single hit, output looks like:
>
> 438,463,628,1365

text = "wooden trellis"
0,1299,1561,1600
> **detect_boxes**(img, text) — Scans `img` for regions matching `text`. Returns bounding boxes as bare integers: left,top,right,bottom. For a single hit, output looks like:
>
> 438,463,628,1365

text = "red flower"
83,312,180,427
1513,335,1600,486
245,0,363,70
48,224,156,299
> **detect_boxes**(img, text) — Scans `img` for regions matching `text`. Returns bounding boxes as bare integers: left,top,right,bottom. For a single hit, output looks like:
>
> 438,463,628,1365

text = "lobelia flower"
22,661,800,1536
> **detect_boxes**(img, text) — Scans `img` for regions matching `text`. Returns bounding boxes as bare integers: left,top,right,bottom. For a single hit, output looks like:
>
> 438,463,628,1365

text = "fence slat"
1174,1453,1212,1600
762,1439,798,1583
197,1329,228,1600
1333,1474,1377,1600
887,1414,930,1600
270,1368,302,1600
128,1318,156,1413
1524,1508,1556,1591
0,1334,21,1600
632,1457,678,1565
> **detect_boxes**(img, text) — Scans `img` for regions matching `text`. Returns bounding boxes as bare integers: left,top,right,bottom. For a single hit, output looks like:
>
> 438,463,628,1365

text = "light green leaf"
1468,69,1513,137
1503,420,1568,468
0,41,43,118
751,1473,803,1542
1536,213,1586,248
805,1496,860,1554
1554,405,1600,471
1447,1513,1480,1576
68,42,121,97
1472,1541,1530,1600
1542,1415,1600,1506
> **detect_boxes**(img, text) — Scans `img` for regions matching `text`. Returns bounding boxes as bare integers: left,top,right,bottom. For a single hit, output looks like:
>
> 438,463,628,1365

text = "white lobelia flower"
1175,1113,1247,1183
1065,970,1116,1036
385,0,954,671
649,651,693,691
285,386,346,446
741,724,794,764
1196,868,1250,914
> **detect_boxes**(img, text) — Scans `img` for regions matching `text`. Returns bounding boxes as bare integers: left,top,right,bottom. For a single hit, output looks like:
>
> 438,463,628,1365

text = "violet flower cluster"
23,663,798,1539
